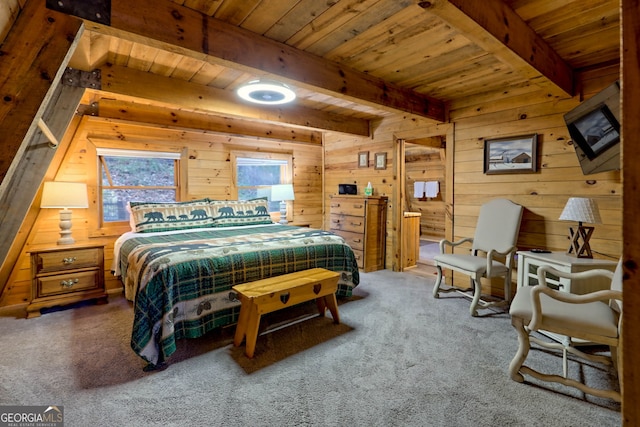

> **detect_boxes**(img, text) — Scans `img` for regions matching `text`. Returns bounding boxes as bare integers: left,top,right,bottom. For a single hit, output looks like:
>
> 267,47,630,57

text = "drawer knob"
61,278,79,288
354,204,363,208
351,222,362,226
353,238,362,243
62,256,77,265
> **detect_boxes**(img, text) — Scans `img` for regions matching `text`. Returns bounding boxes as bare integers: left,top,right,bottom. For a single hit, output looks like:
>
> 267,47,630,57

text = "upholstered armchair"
432,198,523,316
509,260,623,402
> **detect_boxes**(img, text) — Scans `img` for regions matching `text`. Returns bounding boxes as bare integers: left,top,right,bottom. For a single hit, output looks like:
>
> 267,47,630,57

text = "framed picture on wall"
358,151,369,168
483,134,538,174
374,152,387,170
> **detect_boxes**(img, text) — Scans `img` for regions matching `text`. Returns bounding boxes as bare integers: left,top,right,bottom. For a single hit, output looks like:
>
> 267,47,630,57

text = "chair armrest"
528,266,621,331
439,237,473,253
485,246,517,276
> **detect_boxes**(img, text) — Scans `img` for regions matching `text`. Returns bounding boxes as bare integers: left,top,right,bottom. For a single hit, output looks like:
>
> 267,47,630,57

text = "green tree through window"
234,154,292,212
99,151,179,222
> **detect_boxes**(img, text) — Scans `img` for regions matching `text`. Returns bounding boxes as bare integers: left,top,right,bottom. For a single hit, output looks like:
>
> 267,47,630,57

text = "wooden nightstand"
26,243,108,318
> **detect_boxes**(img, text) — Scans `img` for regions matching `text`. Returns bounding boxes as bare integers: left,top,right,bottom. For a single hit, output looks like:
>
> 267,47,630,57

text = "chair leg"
469,278,481,317
509,316,530,383
503,273,512,304
610,345,619,374
433,265,443,298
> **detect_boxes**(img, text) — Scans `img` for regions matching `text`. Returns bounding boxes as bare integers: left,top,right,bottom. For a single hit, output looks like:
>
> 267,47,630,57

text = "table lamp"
41,181,89,245
559,197,602,258
271,184,295,224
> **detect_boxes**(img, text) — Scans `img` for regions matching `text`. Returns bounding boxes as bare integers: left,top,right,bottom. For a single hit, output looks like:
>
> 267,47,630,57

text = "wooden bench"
232,268,341,358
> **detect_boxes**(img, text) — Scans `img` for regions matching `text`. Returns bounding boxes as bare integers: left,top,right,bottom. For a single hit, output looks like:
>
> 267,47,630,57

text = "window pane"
103,156,175,186
103,189,176,222
237,164,282,186
235,156,290,213
101,153,178,224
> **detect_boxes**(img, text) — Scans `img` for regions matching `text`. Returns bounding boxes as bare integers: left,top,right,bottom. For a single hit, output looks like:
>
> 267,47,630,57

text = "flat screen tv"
566,103,620,160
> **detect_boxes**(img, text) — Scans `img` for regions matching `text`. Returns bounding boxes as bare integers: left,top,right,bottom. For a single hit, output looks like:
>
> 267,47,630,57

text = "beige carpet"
0,270,621,426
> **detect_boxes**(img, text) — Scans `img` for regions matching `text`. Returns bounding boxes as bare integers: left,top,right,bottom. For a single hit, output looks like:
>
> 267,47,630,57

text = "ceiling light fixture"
236,80,296,105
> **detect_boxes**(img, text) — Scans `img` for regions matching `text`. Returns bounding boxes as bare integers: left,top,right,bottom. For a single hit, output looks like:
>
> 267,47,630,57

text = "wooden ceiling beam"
85,94,324,144
423,0,574,96
99,64,371,136
55,0,446,122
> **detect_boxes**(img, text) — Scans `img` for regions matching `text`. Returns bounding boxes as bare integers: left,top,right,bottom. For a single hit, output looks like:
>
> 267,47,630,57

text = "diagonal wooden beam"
100,64,371,136
50,0,446,122
423,0,574,96
0,0,83,185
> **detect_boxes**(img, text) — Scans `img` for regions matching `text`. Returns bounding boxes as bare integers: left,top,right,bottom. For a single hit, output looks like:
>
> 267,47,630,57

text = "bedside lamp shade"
41,182,89,245
559,197,601,258
271,184,295,224
559,197,602,225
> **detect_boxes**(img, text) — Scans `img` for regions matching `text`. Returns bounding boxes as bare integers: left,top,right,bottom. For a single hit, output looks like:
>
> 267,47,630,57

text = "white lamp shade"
559,197,602,224
271,184,295,201
41,182,89,209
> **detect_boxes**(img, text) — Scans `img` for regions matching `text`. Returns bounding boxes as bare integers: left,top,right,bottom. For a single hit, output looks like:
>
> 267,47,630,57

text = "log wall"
323,69,622,296
0,117,323,307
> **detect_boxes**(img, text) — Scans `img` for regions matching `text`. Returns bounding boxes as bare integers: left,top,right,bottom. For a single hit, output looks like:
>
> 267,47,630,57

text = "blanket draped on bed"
116,225,360,366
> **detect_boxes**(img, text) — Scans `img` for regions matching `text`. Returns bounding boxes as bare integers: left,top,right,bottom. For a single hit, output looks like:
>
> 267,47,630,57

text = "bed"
113,216,360,368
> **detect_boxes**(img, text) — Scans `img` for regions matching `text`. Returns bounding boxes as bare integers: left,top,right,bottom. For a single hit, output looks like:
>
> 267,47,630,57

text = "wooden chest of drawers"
329,195,387,272
26,243,107,318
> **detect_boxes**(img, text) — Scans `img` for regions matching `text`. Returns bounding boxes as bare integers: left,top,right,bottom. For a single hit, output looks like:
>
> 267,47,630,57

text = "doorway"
395,126,453,275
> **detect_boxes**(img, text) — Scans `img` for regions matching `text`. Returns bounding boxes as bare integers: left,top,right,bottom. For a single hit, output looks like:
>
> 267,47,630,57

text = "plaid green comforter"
116,225,360,366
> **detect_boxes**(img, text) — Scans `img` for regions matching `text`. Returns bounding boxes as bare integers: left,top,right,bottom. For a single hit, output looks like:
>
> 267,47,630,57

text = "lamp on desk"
271,184,295,224
41,181,89,245
559,197,602,258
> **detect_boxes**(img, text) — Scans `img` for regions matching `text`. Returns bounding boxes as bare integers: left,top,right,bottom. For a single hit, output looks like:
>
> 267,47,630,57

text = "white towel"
413,181,425,198
425,181,439,198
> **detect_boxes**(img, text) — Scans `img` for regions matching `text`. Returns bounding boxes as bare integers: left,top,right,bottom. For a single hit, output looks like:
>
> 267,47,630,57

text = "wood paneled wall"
0,116,323,308
324,70,622,296
448,71,621,297
1,69,623,306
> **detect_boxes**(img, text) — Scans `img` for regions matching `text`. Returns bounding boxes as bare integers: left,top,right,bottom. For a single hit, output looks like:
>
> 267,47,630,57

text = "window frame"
87,141,187,238
230,150,293,218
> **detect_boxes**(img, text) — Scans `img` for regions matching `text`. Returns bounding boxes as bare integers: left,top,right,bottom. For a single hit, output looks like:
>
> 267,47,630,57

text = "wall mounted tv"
563,81,620,175
566,104,620,160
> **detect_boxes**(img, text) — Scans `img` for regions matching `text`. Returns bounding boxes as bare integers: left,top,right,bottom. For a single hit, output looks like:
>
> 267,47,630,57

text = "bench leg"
316,297,327,317
324,294,340,324
233,298,251,347
244,304,262,358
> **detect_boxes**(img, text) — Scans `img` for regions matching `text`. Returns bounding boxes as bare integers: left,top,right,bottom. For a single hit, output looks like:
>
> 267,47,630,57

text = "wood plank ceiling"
58,0,619,135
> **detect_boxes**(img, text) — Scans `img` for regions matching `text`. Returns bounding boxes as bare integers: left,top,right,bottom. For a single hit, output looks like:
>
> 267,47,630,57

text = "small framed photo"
374,152,387,170
358,151,369,168
483,134,538,174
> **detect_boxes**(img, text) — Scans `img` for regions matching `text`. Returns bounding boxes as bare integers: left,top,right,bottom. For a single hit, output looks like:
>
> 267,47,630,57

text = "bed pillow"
209,199,274,227
126,202,136,232
129,199,214,233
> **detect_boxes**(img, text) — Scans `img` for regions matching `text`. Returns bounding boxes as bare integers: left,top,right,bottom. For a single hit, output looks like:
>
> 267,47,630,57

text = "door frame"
392,123,454,272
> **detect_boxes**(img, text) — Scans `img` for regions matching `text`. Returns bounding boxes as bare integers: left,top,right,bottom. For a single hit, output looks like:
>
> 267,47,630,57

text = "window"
97,149,180,223
232,152,293,212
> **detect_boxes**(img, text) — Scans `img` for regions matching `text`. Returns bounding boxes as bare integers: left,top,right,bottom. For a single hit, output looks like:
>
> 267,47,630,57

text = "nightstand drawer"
34,247,102,274
27,243,107,318
38,270,100,296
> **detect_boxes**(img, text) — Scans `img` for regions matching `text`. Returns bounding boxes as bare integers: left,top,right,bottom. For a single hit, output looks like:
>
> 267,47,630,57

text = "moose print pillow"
209,199,274,227
129,199,214,233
